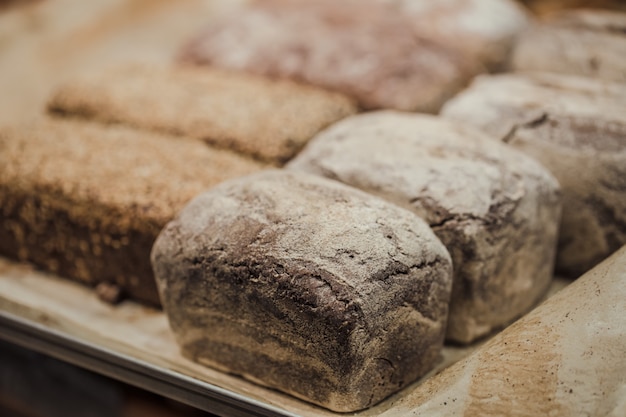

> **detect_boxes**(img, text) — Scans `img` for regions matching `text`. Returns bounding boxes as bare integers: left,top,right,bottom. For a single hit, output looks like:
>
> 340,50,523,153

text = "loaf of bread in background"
442,72,626,277
179,0,481,113
0,118,266,306
512,9,626,82
381,0,531,70
288,112,561,343
48,65,356,165
151,170,453,412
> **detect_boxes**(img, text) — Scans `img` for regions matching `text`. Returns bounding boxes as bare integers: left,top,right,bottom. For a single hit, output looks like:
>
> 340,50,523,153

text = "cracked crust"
288,112,561,343
442,72,626,277
151,170,453,412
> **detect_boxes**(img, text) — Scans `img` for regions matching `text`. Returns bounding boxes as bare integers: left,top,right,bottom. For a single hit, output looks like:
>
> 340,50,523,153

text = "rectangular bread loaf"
151,170,453,411
179,0,479,113
47,65,356,165
0,118,266,306
288,111,562,343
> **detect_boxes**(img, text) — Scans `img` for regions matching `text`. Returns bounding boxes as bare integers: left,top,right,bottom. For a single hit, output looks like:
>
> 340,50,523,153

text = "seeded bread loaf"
442,72,626,277
151,170,453,411
48,65,356,165
0,118,265,305
289,111,561,343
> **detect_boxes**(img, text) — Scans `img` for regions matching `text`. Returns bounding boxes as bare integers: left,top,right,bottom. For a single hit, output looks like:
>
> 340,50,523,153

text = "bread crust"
442,72,626,277
151,170,453,411
289,112,562,343
48,65,356,165
0,118,265,305
179,0,478,112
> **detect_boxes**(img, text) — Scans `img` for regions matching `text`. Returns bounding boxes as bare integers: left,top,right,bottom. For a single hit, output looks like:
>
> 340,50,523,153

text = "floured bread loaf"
0,118,265,306
288,111,561,343
381,0,530,70
512,9,626,82
383,246,626,417
48,65,356,165
151,170,453,412
442,72,626,277
179,0,477,112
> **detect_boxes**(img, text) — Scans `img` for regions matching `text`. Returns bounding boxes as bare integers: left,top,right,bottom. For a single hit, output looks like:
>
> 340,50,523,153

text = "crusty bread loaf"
442,72,626,277
151,170,453,412
512,9,626,82
48,65,356,165
0,118,266,305
288,111,561,343
179,0,478,112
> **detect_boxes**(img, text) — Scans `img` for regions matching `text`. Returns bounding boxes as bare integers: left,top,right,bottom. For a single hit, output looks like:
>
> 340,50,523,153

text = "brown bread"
0,118,266,306
151,170,453,411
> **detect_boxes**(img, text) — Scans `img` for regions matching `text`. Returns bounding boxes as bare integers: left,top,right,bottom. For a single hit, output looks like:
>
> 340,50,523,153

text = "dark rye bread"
47,65,356,165
512,9,626,82
179,0,478,113
0,118,265,306
151,170,453,412
288,112,561,343
442,72,626,277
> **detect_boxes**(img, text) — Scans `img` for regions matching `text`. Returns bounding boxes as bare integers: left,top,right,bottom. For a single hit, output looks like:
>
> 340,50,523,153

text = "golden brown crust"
47,65,356,165
0,118,266,305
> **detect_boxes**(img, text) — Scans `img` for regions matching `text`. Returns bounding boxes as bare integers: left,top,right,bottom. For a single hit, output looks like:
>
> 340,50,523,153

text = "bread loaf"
0,118,265,305
288,111,561,343
442,72,626,277
48,65,356,165
179,0,478,112
381,0,530,70
151,170,453,411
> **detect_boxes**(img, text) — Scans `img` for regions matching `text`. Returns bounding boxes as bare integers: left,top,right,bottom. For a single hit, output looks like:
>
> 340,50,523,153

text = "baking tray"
0,258,567,417
0,311,295,417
